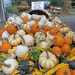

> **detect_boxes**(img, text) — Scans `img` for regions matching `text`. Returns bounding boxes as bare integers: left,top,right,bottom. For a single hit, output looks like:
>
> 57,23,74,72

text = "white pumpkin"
20,24,31,33
2,31,10,39
2,59,18,75
20,12,28,19
39,51,58,69
65,31,75,39
27,14,31,20
15,45,29,58
27,20,35,27
16,29,26,36
8,34,21,46
23,35,34,46
38,21,45,28
34,32,45,41
7,17,15,25
39,41,49,48
15,16,23,26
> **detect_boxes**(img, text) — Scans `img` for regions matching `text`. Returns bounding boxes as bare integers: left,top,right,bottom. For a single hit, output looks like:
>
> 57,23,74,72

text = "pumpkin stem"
63,70,68,75
0,62,11,68
16,24,20,30
13,33,16,39
19,35,25,46
42,48,49,58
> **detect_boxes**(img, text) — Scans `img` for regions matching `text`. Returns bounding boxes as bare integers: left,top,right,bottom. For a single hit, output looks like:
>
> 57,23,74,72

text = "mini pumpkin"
27,32,34,37
23,17,30,24
72,69,75,75
34,32,45,41
43,25,50,32
61,44,71,54
49,29,56,35
31,24,40,33
6,25,17,34
8,34,21,46
20,24,31,33
56,67,71,75
39,49,58,69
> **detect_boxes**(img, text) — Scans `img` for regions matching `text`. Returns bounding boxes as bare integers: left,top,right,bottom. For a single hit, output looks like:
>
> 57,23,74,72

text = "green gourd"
69,61,75,69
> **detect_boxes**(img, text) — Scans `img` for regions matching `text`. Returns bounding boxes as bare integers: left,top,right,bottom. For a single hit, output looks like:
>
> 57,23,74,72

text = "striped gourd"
20,24,31,33
8,34,21,46
39,50,58,69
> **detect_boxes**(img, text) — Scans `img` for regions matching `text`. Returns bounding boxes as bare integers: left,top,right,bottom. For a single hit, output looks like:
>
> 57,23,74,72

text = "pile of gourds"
0,10,75,75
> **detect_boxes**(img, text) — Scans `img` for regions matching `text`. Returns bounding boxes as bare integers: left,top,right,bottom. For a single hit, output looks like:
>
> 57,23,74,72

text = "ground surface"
0,11,75,75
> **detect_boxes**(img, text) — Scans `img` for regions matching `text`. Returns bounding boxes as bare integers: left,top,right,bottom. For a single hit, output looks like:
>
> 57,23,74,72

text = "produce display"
0,10,75,75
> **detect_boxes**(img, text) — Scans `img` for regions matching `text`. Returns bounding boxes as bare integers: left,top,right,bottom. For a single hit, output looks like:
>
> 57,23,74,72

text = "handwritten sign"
31,2,44,10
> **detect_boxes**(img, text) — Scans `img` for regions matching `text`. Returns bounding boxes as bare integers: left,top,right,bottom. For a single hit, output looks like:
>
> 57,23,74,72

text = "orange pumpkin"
63,24,68,27
6,25,17,34
49,29,56,35
69,29,72,31
34,20,38,24
40,30,46,36
51,47,62,56
1,43,12,53
59,24,63,28
27,32,34,37
61,44,71,54
54,36,64,47
57,27,61,30
31,24,40,33
43,25,50,32
23,17,30,24
64,37,72,45
52,27,58,31
56,67,71,75
72,69,75,75
56,32,62,36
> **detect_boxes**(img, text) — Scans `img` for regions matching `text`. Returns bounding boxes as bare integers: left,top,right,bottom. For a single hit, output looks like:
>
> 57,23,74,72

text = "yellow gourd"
23,53,30,60
45,63,69,75
8,47,16,53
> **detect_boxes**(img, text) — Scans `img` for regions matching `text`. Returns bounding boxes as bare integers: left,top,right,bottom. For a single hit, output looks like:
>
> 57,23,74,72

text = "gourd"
34,32,45,41
45,63,69,75
54,35,64,47
7,17,15,25
32,68,42,75
0,58,18,75
2,31,10,39
43,25,50,32
39,48,58,69
20,59,34,74
69,61,75,69
20,24,31,33
58,27,70,33
15,16,23,26
27,20,35,27
61,44,71,54
1,43,12,53
8,34,21,46
31,24,40,33
15,35,29,58
23,17,30,24
56,67,71,75
51,47,62,56
40,30,46,36
6,25,17,34
16,25,26,36
38,21,45,28
65,31,75,39
23,35,34,46
64,37,72,45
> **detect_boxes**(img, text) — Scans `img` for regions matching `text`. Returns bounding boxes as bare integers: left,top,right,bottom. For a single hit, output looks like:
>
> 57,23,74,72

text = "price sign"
31,2,44,10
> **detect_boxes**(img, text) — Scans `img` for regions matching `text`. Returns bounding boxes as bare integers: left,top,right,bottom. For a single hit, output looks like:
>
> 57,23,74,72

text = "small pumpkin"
8,34,21,46
34,32,45,41
1,43,12,53
56,32,62,36
43,25,50,32
20,24,31,33
56,67,71,75
49,29,56,35
34,20,38,24
39,48,58,69
0,29,6,36
27,32,34,37
61,44,71,54
64,37,72,45
72,69,75,75
54,36,64,47
23,17,30,24
6,25,17,34
51,47,62,56
31,24,40,33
